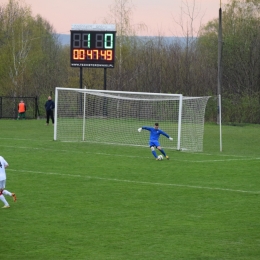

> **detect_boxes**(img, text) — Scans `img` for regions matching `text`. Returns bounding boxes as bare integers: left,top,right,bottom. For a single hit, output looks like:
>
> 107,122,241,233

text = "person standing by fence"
17,100,26,120
45,96,55,125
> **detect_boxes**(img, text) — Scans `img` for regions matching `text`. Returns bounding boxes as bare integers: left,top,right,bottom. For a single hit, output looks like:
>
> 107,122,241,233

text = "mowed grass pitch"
1,119,260,259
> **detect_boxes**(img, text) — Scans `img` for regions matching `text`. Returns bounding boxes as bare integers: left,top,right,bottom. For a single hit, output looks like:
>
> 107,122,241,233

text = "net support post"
54,88,58,141
177,95,183,150
82,86,87,141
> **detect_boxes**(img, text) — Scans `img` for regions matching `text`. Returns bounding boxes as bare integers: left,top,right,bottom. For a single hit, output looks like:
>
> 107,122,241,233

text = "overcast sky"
2,0,229,36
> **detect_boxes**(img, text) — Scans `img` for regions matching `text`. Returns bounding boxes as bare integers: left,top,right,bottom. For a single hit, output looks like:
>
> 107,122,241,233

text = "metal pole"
103,68,107,116
104,68,107,90
79,67,83,116
80,67,83,89
217,6,223,151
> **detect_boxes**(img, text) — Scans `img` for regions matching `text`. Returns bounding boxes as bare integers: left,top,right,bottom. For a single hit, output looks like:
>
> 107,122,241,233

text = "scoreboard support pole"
103,68,108,116
80,67,83,89
104,68,107,90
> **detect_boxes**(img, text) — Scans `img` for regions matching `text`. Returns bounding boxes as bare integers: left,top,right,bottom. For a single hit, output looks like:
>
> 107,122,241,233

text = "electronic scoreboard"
70,24,116,68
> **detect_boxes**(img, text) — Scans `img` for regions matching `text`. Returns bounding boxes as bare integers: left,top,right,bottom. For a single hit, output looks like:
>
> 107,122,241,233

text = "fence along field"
1,119,260,259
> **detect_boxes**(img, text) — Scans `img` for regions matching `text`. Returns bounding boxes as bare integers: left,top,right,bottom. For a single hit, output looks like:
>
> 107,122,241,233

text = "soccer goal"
54,87,210,152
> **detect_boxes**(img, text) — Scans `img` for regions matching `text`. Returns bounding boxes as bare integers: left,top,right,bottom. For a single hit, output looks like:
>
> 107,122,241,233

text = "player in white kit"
0,156,17,208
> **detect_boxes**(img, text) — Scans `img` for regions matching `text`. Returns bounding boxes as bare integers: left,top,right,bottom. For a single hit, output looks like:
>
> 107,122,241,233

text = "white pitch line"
192,158,260,162
8,169,260,195
0,138,259,159
2,145,260,162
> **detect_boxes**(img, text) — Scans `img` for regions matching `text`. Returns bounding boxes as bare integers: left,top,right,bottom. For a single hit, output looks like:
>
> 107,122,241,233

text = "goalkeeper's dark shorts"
149,141,160,148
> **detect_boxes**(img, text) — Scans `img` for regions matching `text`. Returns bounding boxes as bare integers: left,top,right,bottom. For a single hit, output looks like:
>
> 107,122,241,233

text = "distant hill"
55,34,189,46
56,34,70,45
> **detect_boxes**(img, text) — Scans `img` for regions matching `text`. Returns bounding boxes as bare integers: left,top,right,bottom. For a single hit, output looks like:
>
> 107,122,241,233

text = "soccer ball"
157,155,163,160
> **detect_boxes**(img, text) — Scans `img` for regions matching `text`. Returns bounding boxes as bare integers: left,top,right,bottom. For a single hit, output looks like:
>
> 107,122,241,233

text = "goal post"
54,87,210,152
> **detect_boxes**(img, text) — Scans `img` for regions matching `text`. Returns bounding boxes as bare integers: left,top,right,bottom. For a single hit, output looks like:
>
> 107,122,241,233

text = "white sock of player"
2,189,12,196
0,195,9,206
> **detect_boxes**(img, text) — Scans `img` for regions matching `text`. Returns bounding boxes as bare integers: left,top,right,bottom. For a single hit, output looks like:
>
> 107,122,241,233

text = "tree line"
0,0,260,123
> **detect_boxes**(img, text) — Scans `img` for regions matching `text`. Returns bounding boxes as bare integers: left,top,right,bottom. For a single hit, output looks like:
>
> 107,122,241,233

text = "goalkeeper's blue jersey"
142,126,170,141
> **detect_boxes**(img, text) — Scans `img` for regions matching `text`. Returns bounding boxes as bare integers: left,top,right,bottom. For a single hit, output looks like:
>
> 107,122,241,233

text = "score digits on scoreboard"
70,24,116,68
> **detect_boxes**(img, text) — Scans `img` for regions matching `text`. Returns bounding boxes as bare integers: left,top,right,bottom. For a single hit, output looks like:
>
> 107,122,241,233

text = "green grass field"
1,119,260,259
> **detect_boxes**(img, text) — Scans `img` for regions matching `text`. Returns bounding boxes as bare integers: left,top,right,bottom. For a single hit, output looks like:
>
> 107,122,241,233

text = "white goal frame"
54,87,210,152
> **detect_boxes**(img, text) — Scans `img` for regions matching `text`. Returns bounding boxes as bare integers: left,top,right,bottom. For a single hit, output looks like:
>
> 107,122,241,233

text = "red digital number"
100,50,113,60
73,49,113,61
73,49,85,60
93,50,98,60
100,50,106,60
107,50,112,60
86,50,92,60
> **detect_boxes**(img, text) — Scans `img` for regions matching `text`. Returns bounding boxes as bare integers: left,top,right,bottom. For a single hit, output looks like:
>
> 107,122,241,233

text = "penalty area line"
8,169,260,195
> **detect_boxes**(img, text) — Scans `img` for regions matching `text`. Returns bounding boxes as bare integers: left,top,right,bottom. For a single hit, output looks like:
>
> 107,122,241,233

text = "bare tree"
3,0,32,96
104,0,146,90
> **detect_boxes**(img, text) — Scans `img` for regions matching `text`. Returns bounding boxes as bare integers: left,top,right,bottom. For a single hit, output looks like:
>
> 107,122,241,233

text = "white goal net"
54,88,210,152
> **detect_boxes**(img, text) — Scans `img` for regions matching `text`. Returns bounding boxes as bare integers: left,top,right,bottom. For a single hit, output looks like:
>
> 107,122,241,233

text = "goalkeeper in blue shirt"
138,123,173,160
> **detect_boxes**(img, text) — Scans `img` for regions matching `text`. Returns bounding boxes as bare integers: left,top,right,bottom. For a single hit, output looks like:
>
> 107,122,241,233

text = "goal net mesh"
55,88,210,152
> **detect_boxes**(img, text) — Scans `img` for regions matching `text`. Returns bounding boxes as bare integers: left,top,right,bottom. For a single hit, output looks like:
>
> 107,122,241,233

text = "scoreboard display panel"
70,24,116,68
